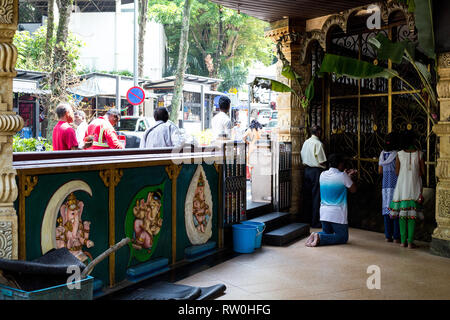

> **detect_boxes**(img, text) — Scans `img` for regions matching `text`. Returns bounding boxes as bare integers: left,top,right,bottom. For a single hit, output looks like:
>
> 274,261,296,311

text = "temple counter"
12,146,243,296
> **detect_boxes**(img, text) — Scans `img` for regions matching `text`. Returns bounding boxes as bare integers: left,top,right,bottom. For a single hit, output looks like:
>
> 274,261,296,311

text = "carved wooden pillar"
0,0,23,260
431,53,450,258
266,19,311,216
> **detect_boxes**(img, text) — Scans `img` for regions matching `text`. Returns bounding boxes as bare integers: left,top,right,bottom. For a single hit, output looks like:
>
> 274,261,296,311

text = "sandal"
408,243,418,249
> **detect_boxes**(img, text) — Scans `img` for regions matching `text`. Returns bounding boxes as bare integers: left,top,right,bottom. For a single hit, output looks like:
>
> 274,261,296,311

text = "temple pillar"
431,53,450,258
266,19,311,216
0,0,24,260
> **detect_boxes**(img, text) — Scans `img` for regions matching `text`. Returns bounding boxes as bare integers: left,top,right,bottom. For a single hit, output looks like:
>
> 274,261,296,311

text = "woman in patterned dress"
378,132,400,243
389,131,425,249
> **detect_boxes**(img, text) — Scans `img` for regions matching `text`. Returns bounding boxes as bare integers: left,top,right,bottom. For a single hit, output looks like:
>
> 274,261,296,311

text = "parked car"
115,116,154,148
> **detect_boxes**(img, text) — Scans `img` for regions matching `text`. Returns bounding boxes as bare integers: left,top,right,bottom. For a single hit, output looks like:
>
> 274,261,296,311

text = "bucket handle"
256,225,266,237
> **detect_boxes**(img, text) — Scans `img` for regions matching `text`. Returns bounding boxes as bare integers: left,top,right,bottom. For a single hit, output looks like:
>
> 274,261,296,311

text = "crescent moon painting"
185,165,213,245
41,180,94,263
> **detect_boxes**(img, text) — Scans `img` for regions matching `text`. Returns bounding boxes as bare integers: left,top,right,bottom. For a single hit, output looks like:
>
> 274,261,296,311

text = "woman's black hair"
249,119,262,130
384,132,398,151
400,130,416,150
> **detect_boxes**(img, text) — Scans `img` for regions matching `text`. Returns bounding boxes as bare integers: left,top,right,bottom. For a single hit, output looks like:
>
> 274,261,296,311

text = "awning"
69,74,157,98
13,79,50,95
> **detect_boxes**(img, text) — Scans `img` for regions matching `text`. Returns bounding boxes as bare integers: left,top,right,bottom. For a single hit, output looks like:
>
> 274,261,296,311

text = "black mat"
115,281,226,300
0,248,86,291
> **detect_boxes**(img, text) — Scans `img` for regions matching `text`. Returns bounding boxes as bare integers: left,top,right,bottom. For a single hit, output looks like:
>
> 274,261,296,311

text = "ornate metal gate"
308,11,437,234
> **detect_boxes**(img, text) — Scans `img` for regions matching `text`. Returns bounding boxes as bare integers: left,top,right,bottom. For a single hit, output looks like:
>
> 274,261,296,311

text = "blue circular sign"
127,86,146,105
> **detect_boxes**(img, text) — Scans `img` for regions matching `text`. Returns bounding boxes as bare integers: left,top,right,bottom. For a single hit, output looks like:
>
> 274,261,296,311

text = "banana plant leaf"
414,0,435,59
252,77,298,96
305,75,315,103
319,54,397,79
368,34,415,64
281,64,302,84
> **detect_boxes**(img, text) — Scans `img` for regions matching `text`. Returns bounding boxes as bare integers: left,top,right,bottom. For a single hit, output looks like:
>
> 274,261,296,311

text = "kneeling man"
306,153,357,247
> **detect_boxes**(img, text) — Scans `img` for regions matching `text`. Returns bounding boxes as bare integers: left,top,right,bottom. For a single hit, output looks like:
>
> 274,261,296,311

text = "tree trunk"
170,0,193,123
50,0,73,108
138,0,148,78
45,0,54,65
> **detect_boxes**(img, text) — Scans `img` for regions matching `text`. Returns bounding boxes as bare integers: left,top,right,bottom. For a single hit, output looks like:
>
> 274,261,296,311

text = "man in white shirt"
74,110,88,149
301,125,327,228
140,107,184,149
306,153,357,247
211,96,232,140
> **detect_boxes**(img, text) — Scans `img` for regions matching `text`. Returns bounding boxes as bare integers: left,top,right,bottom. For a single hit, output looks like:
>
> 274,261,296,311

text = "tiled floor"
175,228,450,300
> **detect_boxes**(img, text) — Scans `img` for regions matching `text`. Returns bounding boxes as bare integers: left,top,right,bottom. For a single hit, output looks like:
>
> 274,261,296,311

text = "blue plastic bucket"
232,224,257,253
241,221,266,248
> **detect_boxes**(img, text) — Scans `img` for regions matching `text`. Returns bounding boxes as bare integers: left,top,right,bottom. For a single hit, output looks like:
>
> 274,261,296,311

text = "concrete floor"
175,228,450,300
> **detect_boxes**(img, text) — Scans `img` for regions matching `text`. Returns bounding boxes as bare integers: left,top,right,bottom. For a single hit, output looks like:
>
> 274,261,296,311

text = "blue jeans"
384,215,400,240
318,221,349,246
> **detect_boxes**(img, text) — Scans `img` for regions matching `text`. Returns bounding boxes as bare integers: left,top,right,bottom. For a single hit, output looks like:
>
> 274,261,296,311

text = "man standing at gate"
85,109,124,150
301,125,327,228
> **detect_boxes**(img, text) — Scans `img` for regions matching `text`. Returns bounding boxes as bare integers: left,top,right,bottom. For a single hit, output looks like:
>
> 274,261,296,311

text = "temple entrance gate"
308,10,437,239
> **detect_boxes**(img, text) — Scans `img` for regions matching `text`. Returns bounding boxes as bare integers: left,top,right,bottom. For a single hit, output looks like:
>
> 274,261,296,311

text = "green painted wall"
16,163,220,289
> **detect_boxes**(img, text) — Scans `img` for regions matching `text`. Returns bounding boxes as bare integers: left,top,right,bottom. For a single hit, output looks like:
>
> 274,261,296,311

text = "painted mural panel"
185,165,213,245
125,182,166,264
41,180,95,263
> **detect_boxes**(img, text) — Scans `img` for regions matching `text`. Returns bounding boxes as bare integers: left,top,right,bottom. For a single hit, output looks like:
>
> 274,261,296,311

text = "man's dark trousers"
303,167,322,228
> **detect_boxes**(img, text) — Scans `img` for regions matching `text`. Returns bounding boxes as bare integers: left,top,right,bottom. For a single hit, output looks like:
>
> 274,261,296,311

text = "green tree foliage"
218,64,248,92
13,25,83,74
13,135,53,152
148,0,274,90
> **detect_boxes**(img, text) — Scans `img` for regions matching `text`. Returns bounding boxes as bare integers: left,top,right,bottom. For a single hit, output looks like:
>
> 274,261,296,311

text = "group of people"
301,126,358,247
52,103,124,151
378,131,425,249
301,125,424,249
52,102,184,151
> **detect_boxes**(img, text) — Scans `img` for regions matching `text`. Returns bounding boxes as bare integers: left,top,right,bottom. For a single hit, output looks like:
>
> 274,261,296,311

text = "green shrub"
13,135,53,152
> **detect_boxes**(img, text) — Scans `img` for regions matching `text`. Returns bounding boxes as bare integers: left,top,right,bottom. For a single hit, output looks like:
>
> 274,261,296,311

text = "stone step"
246,203,273,220
263,223,310,246
246,211,291,233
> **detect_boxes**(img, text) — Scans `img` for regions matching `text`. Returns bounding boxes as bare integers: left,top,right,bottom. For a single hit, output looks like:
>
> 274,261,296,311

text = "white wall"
68,7,166,80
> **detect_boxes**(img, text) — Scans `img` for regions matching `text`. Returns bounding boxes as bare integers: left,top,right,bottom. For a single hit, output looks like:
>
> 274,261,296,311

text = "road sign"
126,86,145,106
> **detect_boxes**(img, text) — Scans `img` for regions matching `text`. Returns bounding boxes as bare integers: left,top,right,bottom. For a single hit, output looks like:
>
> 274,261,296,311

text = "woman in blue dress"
378,132,400,243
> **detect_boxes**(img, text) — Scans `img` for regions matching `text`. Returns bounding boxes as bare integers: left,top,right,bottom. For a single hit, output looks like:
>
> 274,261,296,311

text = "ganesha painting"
55,192,94,263
125,184,165,264
131,190,163,252
185,165,213,245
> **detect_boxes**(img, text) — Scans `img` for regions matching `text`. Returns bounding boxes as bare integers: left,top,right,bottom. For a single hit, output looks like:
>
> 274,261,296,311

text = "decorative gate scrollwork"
308,10,436,233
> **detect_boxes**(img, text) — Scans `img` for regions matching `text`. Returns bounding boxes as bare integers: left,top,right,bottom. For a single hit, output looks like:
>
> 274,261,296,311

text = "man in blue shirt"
306,153,357,247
